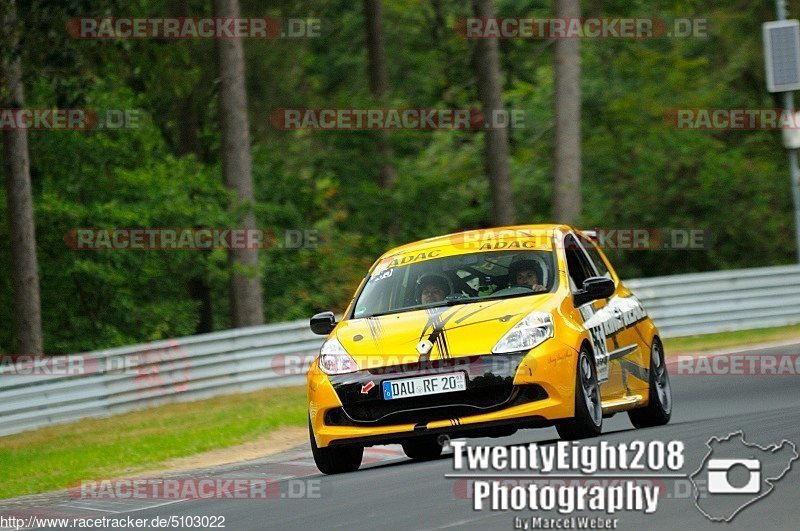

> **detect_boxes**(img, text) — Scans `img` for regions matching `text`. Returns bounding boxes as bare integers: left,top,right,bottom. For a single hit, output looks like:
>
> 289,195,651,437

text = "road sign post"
764,1,800,261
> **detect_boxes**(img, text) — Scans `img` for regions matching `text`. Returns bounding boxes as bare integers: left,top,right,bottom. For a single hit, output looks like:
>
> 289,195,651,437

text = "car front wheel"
628,337,672,428
309,420,363,474
556,347,603,440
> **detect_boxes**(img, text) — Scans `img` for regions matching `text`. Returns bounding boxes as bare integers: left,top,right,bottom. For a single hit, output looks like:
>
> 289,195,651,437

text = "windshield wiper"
363,308,411,318
361,291,545,318
482,290,543,301
364,297,479,318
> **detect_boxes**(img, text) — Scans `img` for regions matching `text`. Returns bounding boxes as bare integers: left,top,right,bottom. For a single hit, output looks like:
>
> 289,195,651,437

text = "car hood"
336,295,553,366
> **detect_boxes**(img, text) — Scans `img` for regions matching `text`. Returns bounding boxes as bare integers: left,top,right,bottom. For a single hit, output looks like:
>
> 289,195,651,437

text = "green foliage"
22,77,233,352
0,0,797,353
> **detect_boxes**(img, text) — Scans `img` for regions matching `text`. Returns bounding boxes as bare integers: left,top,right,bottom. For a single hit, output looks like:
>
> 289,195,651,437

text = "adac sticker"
376,249,443,272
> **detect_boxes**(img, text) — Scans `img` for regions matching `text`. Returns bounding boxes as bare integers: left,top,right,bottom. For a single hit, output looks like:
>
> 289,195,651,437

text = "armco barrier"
2,264,799,436
626,264,800,337
0,321,323,436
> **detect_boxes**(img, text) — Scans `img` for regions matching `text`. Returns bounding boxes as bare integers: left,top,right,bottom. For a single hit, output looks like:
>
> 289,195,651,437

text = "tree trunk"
1,0,44,355
177,92,214,334
472,0,515,226
187,276,213,333
176,94,201,156
590,0,603,18
178,93,214,334
552,0,582,224
363,0,396,188
214,0,264,327
170,0,213,334
171,0,200,158
431,0,445,41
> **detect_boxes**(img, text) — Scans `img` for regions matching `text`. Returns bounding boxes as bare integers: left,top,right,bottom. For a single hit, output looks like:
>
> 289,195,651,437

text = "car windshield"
351,250,557,319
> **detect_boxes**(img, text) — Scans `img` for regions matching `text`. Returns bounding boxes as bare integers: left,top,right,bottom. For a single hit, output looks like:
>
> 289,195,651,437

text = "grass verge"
3,323,799,499
663,323,800,354
0,385,307,499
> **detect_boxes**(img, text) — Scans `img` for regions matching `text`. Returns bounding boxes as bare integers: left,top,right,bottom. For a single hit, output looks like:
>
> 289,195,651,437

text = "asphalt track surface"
3,341,800,530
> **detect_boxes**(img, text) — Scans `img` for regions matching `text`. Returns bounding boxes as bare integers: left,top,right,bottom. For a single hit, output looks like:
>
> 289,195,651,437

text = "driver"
508,259,547,292
415,273,452,304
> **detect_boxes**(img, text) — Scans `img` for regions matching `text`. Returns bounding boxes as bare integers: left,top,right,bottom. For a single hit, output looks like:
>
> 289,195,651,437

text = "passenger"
416,273,452,304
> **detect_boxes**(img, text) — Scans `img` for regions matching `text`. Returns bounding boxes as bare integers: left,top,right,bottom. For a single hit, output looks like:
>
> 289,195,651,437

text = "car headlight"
491,311,554,354
318,337,359,375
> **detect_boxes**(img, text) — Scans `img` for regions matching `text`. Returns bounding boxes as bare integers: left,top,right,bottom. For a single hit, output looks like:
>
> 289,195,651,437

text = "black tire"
556,347,603,440
402,436,443,460
309,420,363,474
628,337,672,429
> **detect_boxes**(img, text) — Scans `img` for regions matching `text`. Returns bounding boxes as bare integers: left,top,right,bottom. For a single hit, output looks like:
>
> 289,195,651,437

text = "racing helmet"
507,258,545,288
415,272,453,303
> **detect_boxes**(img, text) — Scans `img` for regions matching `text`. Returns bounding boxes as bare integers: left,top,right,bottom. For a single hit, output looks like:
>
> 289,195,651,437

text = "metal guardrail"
0,321,323,436
626,264,800,337
2,264,799,437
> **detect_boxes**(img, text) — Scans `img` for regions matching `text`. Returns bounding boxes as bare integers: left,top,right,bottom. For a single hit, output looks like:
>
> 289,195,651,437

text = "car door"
575,232,649,400
563,233,621,398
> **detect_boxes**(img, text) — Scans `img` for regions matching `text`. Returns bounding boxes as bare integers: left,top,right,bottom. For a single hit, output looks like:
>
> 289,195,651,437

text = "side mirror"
310,311,337,335
573,277,615,307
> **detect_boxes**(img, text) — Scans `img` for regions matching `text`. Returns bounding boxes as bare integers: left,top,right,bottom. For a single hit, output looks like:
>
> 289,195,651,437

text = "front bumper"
308,341,579,447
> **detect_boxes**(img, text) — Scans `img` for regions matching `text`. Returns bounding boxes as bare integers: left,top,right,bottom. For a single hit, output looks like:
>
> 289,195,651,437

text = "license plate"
382,372,467,400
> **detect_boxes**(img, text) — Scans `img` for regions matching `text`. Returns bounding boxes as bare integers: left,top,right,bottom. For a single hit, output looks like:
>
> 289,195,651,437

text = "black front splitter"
326,415,553,447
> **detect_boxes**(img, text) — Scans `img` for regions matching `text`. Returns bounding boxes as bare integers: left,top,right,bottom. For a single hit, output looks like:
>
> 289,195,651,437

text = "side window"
564,234,594,292
578,234,612,280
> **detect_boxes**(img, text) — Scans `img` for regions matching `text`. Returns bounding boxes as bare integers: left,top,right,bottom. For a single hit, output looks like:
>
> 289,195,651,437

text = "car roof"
376,224,573,263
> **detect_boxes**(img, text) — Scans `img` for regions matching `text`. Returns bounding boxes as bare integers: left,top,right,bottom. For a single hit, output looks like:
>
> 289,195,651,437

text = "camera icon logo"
706,458,761,494
690,431,798,522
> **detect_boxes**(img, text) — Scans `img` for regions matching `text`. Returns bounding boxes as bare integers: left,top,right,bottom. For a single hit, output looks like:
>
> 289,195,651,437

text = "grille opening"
325,408,346,426
324,384,547,427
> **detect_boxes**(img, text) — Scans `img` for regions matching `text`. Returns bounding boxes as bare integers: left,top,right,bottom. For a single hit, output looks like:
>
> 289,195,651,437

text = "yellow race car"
307,225,672,474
